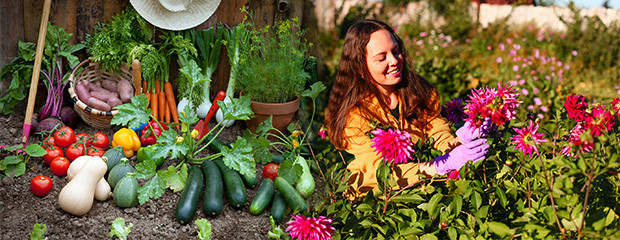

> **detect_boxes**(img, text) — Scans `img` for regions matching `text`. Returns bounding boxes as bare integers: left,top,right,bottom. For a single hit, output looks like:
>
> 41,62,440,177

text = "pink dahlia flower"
564,94,588,122
584,104,615,137
318,126,327,140
611,98,620,117
286,215,335,240
464,83,521,128
370,128,414,164
446,170,461,182
511,120,548,158
561,123,593,157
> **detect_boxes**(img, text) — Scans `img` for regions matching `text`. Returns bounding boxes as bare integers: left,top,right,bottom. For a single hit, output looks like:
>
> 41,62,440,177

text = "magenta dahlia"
612,98,620,117
584,104,615,137
561,123,593,157
286,215,335,240
370,128,414,164
510,120,548,158
318,126,327,140
464,83,521,128
564,94,588,122
441,98,466,124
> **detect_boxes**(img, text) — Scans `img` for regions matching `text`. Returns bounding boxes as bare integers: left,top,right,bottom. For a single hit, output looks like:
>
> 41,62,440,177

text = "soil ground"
0,100,282,239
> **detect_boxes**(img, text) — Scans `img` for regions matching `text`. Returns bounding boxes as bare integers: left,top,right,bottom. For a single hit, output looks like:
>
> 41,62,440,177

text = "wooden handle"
132,59,142,96
22,0,52,144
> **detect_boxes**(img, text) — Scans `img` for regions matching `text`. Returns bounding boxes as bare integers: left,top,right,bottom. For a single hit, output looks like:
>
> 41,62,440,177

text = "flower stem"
537,152,566,238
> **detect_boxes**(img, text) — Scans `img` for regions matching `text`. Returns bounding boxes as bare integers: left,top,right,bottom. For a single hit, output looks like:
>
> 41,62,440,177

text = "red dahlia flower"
564,94,588,122
584,104,615,137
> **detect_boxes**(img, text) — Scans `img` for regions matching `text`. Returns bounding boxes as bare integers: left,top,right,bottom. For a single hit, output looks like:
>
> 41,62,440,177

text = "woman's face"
365,29,403,93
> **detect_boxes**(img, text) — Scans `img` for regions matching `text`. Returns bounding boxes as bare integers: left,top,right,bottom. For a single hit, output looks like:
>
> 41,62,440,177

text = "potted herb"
236,16,312,133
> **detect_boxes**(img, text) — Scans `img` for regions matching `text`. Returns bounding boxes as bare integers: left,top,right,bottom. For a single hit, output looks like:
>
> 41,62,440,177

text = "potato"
87,98,111,111
107,97,123,109
75,81,91,103
91,91,119,102
101,79,117,92
89,81,107,92
117,79,134,103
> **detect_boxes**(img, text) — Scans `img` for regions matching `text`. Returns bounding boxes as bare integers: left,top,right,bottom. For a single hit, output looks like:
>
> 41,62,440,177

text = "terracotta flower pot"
246,98,301,135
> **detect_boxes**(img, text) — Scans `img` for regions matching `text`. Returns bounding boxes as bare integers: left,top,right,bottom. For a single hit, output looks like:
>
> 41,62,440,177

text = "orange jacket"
342,94,459,200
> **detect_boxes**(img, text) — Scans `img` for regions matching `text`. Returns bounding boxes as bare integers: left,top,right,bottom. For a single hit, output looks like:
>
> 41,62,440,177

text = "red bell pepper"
140,121,169,146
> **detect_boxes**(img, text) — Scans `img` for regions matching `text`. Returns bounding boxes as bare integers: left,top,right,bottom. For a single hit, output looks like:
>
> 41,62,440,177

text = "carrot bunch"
143,79,179,128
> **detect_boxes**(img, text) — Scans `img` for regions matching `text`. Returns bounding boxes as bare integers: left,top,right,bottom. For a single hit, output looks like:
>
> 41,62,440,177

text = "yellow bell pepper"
112,128,142,157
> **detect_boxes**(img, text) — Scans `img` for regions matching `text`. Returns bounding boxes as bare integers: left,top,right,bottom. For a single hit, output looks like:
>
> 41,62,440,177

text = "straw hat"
130,0,221,31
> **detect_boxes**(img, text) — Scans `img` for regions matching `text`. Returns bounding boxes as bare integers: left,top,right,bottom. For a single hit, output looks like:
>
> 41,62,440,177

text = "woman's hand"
456,119,492,144
433,138,489,175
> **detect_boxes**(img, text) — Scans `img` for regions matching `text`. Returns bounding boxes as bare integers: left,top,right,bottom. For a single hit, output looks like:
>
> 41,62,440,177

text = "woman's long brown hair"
324,19,438,150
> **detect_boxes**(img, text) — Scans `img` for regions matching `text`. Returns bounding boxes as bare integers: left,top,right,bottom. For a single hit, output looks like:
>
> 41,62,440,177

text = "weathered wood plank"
50,0,78,44
0,0,26,68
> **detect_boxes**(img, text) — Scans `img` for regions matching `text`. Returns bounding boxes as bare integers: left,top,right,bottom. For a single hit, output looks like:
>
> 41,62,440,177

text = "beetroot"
60,106,80,127
36,117,64,135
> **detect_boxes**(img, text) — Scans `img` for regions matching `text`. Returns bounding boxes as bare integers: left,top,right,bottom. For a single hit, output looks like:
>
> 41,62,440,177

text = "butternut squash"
67,156,112,201
58,157,107,216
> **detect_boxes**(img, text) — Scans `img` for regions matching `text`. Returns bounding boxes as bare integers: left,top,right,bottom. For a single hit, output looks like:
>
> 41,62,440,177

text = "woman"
324,19,489,200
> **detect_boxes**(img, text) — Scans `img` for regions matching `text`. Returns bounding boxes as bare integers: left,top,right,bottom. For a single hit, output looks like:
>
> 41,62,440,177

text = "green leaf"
496,188,507,208
1,156,23,166
4,162,26,177
160,164,188,193
256,116,275,136
178,59,208,106
4,144,23,151
218,96,254,121
392,194,425,203
109,217,133,240
427,193,443,216
29,223,46,240
221,137,256,179
111,94,152,129
137,174,166,205
129,160,157,179
277,159,303,184
487,221,511,237
301,81,326,100
452,195,463,215
154,130,190,160
24,144,46,157
195,218,212,240
420,234,439,240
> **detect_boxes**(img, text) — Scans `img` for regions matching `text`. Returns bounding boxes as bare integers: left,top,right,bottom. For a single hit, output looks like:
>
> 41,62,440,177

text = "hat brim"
130,0,221,31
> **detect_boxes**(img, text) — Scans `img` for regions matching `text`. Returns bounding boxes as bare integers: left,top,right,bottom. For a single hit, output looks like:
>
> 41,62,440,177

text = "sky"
549,0,620,9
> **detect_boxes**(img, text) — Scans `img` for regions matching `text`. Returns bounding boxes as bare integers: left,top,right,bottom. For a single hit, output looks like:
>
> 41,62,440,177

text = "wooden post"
50,0,78,44
0,0,25,69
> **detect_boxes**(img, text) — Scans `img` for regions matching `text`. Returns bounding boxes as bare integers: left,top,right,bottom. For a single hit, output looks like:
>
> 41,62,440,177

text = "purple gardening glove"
433,138,489,175
456,118,492,144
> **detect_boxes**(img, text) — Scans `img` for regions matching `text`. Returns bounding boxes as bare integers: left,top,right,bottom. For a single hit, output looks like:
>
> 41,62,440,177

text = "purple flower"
286,215,335,240
370,128,414,164
442,98,466,124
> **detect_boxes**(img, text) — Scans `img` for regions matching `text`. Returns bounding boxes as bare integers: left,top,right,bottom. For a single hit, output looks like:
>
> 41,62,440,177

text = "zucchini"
205,134,228,153
274,177,308,213
107,158,135,189
295,156,315,198
270,190,287,223
113,177,139,208
215,158,247,209
249,178,275,215
175,166,204,224
241,170,258,189
201,160,223,217
103,146,125,175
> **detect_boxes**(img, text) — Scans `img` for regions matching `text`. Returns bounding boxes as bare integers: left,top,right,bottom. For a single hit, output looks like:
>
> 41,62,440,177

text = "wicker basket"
67,59,133,129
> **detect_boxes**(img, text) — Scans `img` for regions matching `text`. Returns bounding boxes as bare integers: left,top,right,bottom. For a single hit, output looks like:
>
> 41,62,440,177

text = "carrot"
164,82,180,129
158,91,165,122
164,94,171,123
151,90,158,120
155,80,161,94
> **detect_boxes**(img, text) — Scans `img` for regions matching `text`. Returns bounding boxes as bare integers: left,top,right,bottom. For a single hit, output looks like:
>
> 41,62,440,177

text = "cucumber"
272,154,285,164
113,177,139,208
205,134,228,153
249,178,275,215
294,156,315,198
107,158,135,189
175,166,204,224
274,177,308,213
241,170,258,189
201,160,223,217
270,191,287,223
214,158,247,209
104,146,125,175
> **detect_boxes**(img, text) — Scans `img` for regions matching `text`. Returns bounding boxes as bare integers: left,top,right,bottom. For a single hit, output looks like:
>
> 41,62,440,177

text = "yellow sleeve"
424,93,460,154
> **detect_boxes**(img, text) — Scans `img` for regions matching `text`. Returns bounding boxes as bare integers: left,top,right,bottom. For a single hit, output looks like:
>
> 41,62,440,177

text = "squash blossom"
176,136,184,143
191,129,199,139
180,112,189,132
291,130,303,137
292,140,299,149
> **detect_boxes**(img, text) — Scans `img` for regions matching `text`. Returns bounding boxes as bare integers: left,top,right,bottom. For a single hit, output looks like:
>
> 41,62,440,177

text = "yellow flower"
176,136,184,143
292,140,299,149
291,130,303,137
191,129,199,139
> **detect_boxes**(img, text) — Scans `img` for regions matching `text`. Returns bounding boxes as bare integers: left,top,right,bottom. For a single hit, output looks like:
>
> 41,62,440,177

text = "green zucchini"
201,160,223,217
274,177,308,213
175,166,204,224
205,134,228,153
107,158,135,189
113,177,139,208
215,158,247,209
249,178,275,215
270,190,287,223
103,146,126,175
241,170,258,189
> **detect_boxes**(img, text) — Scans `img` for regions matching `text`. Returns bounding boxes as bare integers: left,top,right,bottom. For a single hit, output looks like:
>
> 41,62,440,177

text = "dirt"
0,100,277,240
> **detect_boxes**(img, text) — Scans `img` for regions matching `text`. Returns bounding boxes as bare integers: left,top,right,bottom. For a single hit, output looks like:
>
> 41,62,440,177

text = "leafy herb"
176,60,208,109
0,144,46,179
195,218,213,240
267,216,284,239
29,223,46,240
109,217,132,240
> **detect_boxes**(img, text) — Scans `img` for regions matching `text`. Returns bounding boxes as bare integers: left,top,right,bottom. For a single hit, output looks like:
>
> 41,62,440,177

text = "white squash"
58,157,107,216
68,156,111,201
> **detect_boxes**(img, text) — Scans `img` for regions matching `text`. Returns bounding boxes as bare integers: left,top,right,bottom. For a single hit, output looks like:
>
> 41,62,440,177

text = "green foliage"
237,12,312,103
29,223,46,240
0,144,46,179
195,218,212,240
109,217,132,240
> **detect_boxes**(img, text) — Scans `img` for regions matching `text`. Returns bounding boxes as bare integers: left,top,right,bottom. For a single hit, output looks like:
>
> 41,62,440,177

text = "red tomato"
86,147,105,157
65,143,85,162
30,175,53,197
50,157,70,176
53,126,76,148
91,132,109,149
42,136,55,149
76,133,92,147
262,163,280,180
43,146,64,165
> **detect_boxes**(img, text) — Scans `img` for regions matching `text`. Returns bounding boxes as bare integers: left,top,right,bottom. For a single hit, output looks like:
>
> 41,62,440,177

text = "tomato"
53,126,76,148
30,175,53,197
76,133,92,147
42,136,56,149
50,157,70,176
65,143,85,162
91,132,109,149
43,146,64,165
262,163,280,181
86,146,105,157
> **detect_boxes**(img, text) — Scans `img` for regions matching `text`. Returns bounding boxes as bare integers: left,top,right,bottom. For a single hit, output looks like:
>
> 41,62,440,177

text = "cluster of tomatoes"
31,126,110,197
